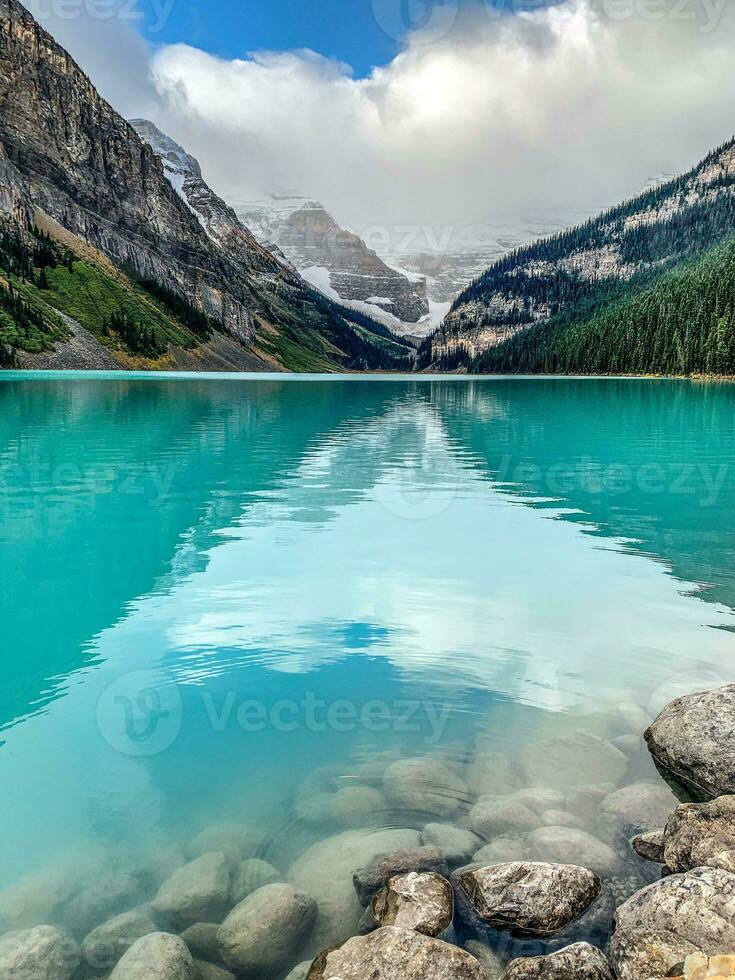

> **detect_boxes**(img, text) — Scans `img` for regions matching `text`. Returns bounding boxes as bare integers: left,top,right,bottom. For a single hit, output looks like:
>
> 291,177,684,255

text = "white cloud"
24,0,735,238
145,0,735,235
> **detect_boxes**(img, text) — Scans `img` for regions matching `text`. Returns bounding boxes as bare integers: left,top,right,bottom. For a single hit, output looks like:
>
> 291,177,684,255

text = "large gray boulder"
661,795,735,873
0,925,81,980
609,867,735,980
371,872,453,937
353,846,449,907
152,854,231,926
525,827,620,878
645,685,735,800
289,829,421,949
306,926,485,980
457,862,601,938
500,943,614,979
598,782,677,840
109,933,196,980
332,786,388,828
383,758,469,819
217,883,316,975
520,734,628,792
81,908,158,973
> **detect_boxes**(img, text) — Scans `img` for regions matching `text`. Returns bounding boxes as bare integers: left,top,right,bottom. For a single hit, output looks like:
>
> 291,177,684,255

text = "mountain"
0,0,413,372
234,195,429,327
423,140,735,375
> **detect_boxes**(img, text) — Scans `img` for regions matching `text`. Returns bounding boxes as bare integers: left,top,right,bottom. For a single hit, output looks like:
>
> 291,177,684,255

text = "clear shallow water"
1,374,735,966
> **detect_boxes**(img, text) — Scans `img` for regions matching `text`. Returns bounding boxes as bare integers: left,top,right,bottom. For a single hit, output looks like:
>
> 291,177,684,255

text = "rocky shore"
2,684,735,979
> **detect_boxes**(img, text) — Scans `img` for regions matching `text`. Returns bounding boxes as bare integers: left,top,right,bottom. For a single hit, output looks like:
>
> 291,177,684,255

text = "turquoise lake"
1,373,734,964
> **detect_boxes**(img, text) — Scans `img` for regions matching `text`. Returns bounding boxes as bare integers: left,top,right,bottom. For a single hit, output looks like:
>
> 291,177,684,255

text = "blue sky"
141,0,518,77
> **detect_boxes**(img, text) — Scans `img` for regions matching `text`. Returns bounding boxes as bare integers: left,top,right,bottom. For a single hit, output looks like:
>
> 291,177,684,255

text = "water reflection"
0,376,734,968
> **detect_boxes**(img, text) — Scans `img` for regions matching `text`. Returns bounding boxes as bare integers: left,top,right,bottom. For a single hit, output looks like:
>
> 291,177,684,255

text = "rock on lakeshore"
644,685,735,800
354,846,449,907
661,795,735,873
306,926,486,980
609,867,735,980
457,862,601,937
500,942,614,979
371,872,453,936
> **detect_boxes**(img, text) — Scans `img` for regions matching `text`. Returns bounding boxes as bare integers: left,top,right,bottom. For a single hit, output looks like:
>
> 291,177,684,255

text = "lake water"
1,374,734,969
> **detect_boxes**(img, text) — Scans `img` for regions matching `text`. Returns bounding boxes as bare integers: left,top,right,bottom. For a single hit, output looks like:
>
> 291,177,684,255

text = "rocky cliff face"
438,141,735,358
235,195,429,325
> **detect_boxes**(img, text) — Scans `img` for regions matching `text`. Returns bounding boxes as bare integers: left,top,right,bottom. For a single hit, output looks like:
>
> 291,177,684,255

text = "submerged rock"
152,853,231,926
465,753,520,799
81,908,158,973
468,800,540,839
0,867,76,934
609,867,735,980
525,827,620,878
289,828,420,949
371,872,453,936
306,926,485,980
63,869,152,939
661,795,735,873
465,940,506,980
0,925,80,980
383,758,469,819
631,830,666,864
520,734,628,793
598,782,677,840
500,942,614,979
193,961,234,980
508,788,566,814
186,824,263,863
644,685,735,800
457,862,601,937
230,858,281,905
109,932,195,980
217,883,316,976
473,839,525,866
332,786,388,827
421,823,482,864
353,846,448,907
283,961,313,980
179,923,221,965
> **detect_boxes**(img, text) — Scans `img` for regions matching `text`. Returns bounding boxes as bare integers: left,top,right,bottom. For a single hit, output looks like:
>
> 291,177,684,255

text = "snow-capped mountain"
233,195,429,329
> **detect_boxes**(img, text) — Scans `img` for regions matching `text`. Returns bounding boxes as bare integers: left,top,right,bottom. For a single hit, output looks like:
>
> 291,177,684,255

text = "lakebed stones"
466,753,520,799
353,846,449,907
0,925,81,980
457,862,602,938
525,827,620,878
217,883,317,975
0,867,77,935
306,926,486,980
465,940,506,980
289,828,421,949
500,942,614,980
660,796,735,874
80,908,158,972
520,734,628,793
179,922,221,964
193,961,234,980
422,823,482,864
383,758,469,819
609,868,735,980
152,853,231,926
283,961,313,980
371,872,454,936
645,685,735,800
109,932,195,980
474,838,526,865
